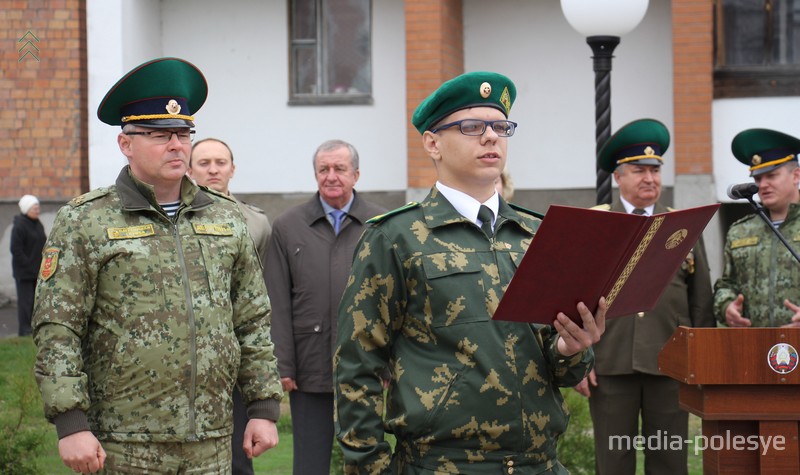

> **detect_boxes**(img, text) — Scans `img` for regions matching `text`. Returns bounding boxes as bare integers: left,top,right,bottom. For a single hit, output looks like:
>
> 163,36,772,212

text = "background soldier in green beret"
575,119,715,475
32,58,282,473
714,128,800,327
333,71,606,474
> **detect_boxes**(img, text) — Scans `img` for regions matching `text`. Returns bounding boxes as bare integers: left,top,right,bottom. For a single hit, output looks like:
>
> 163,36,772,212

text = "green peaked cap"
412,71,516,134
98,57,208,128
598,118,670,173
731,128,800,177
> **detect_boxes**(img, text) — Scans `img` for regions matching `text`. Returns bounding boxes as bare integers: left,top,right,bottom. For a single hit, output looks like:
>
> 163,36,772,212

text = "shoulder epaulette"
239,200,267,214
241,201,266,215
590,204,612,211
367,201,420,224
68,188,111,207
200,186,235,203
731,213,757,227
509,202,544,219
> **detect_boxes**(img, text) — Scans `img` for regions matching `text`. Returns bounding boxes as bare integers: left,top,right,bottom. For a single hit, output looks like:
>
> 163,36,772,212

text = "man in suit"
266,139,385,475
574,118,715,475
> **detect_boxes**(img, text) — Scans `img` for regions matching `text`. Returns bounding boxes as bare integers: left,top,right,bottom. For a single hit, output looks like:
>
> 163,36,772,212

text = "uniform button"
507,468,514,474
507,460,514,466
314,325,321,332
637,312,645,318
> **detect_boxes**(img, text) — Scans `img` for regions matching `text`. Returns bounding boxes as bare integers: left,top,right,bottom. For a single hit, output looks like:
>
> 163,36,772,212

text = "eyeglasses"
430,119,518,137
125,130,196,144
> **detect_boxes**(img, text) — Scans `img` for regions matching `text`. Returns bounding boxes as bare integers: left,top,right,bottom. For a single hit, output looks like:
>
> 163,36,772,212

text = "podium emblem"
767,343,798,374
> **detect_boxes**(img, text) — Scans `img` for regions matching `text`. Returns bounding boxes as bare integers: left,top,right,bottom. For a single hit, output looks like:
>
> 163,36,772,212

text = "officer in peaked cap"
714,128,800,329
597,118,670,174
731,128,800,177
334,71,607,474
581,118,714,475
31,57,283,473
98,57,207,128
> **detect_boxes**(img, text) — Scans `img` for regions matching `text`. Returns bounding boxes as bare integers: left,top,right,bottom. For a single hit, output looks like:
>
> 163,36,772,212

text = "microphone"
727,182,759,200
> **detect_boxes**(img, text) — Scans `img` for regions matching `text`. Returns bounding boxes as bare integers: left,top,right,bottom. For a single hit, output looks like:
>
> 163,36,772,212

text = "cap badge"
166,99,181,115
752,154,762,166
767,343,798,374
499,86,512,115
644,146,655,156
480,82,492,99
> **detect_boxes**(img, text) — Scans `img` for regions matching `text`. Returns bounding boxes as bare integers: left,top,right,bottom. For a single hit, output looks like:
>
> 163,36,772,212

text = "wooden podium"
659,327,800,474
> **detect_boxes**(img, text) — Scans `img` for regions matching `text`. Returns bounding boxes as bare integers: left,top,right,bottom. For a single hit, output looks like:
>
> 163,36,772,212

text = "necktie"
330,209,346,235
632,208,647,215
477,205,494,238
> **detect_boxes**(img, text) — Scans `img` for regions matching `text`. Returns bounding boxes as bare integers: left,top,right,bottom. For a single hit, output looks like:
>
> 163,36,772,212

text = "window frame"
288,0,373,106
714,0,800,99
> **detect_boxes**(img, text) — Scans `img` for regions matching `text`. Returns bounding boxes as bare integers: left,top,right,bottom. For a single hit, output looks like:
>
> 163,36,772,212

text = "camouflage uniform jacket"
334,187,593,474
33,167,282,442
714,202,800,326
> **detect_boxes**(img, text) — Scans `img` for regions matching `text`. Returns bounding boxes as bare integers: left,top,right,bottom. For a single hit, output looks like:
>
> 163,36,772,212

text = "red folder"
492,203,719,326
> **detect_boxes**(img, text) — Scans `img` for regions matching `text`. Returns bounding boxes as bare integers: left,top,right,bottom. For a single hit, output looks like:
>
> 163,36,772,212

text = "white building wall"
87,0,407,193
89,0,790,201
463,0,674,190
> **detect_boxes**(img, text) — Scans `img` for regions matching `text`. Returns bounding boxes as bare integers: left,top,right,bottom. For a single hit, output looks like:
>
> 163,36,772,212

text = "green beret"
598,118,670,173
731,128,800,177
412,71,516,134
98,57,207,128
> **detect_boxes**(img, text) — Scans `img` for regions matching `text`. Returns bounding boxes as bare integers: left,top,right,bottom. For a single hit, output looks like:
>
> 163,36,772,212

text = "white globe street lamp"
560,0,649,205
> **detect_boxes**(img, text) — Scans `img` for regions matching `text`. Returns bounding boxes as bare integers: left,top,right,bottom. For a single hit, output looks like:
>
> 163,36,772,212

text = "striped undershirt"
160,200,181,218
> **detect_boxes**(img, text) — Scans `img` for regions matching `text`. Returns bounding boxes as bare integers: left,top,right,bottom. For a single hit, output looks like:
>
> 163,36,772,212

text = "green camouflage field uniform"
33,166,282,443
714,203,800,326
334,187,593,475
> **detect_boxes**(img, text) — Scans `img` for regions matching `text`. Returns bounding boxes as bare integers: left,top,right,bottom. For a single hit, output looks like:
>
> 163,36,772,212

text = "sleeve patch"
39,248,60,281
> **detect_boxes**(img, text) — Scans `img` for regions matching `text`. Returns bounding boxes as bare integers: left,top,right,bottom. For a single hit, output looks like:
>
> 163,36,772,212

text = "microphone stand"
745,195,800,264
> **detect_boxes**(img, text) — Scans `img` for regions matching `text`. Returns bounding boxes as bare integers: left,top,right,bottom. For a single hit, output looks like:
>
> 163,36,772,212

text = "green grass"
0,337,701,474
0,337,324,474
559,388,704,475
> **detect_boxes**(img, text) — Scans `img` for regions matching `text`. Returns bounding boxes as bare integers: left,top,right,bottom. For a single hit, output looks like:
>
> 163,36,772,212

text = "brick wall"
672,0,713,175
0,0,88,201
405,0,464,189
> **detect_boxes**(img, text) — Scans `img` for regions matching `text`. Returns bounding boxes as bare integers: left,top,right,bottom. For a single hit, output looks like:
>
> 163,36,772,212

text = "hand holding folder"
492,203,719,326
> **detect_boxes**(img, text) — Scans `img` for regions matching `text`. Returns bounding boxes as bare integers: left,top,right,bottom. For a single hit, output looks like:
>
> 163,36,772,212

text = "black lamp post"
561,0,649,205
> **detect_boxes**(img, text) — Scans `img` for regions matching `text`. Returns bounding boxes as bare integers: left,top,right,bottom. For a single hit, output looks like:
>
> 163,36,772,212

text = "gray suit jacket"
265,191,385,392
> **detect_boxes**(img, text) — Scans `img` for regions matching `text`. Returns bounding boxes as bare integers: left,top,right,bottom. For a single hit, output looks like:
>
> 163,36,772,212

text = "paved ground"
0,303,19,338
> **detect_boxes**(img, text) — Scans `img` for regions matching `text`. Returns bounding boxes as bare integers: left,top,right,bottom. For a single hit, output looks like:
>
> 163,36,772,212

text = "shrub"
557,388,595,475
0,357,47,474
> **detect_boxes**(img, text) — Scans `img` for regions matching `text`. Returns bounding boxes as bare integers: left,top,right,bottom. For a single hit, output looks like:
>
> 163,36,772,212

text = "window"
714,0,800,98
289,0,372,105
